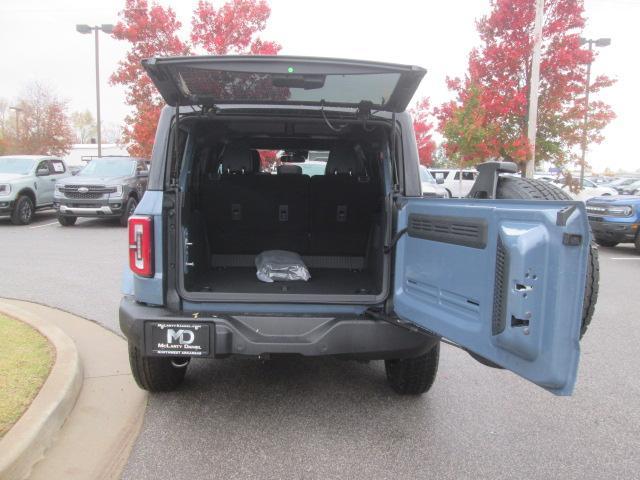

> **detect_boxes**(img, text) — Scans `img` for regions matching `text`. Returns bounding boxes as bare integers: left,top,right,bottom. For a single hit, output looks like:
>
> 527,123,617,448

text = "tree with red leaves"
438,0,615,169
111,0,280,158
111,0,188,158
410,98,437,166
191,0,280,55
258,150,278,171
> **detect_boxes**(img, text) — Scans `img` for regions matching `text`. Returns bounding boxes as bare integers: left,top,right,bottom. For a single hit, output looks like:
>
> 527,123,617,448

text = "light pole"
579,37,610,188
525,0,544,178
9,106,23,142
76,23,114,158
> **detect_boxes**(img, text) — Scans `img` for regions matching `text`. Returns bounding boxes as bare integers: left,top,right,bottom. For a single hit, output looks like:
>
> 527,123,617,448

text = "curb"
0,298,148,480
0,301,83,480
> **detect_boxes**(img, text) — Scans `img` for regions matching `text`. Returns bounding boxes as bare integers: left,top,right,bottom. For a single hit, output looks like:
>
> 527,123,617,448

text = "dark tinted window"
453,171,476,181
36,160,49,173
175,67,401,107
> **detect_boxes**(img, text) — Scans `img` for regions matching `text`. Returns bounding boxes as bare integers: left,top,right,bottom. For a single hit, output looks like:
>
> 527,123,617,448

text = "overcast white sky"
0,0,637,172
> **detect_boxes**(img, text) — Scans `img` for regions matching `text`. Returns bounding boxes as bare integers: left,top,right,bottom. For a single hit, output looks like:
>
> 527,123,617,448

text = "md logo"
166,329,195,345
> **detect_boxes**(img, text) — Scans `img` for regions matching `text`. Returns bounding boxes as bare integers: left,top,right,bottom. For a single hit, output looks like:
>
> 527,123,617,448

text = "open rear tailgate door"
142,55,426,112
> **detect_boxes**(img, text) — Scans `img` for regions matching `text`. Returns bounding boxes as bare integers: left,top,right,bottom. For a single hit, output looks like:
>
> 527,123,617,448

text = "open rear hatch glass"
142,55,426,112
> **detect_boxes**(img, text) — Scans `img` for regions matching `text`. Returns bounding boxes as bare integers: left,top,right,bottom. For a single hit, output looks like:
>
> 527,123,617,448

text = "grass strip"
0,314,53,437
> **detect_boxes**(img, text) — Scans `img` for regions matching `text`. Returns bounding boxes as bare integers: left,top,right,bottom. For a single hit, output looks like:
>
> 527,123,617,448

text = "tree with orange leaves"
438,0,615,169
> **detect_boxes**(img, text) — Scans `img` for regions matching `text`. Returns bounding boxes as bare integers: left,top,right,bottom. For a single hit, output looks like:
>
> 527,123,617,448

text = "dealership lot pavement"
1,211,639,479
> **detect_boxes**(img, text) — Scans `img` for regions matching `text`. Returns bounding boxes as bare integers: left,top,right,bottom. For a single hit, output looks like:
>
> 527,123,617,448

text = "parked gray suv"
55,156,149,226
120,56,598,396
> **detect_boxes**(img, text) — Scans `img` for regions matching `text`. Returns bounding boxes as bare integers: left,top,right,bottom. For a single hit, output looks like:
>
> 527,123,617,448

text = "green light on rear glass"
287,67,294,73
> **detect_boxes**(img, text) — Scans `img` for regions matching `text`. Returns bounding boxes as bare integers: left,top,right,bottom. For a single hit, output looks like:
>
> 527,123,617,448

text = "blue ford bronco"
120,56,598,395
587,195,640,251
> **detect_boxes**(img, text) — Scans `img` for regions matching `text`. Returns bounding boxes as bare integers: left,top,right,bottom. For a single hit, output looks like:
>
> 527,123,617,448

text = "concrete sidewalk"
0,299,147,480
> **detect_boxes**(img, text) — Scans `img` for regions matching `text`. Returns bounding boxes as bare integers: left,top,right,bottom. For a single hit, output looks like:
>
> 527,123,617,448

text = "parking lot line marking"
611,257,640,260
29,221,59,229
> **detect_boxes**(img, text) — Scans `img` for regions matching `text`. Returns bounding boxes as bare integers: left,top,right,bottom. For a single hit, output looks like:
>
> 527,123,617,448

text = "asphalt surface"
1,209,639,479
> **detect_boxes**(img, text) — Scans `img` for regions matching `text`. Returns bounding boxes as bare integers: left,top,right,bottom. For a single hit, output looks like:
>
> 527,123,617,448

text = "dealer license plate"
147,322,210,356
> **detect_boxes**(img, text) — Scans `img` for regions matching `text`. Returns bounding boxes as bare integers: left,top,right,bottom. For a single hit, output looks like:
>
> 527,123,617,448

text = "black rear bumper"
119,296,436,360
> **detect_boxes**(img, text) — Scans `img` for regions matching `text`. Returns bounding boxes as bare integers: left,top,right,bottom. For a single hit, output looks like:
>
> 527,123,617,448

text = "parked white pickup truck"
428,168,479,198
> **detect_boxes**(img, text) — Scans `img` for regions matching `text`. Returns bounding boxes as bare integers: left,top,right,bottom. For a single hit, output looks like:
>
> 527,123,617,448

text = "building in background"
64,143,128,166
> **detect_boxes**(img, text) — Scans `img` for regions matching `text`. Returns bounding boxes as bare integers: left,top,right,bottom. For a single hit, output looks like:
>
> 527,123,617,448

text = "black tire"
120,196,137,227
128,343,188,392
385,342,440,395
58,215,77,227
10,195,34,225
593,237,618,248
581,243,599,338
495,176,599,338
635,233,640,254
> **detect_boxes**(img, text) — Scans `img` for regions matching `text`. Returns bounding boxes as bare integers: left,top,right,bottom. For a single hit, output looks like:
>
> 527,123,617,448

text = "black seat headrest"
277,164,303,175
220,142,254,174
325,144,363,176
250,149,262,173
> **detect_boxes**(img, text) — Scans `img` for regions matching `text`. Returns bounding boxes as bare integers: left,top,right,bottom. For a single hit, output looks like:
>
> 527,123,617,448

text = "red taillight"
128,215,153,277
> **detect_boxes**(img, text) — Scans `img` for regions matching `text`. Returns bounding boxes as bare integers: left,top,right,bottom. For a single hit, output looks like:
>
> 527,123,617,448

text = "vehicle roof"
0,155,62,160
608,177,638,184
427,167,478,172
587,195,640,204
88,156,142,160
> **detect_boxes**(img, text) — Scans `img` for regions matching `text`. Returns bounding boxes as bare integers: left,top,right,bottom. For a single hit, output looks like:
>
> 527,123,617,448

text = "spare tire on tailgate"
495,176,599,338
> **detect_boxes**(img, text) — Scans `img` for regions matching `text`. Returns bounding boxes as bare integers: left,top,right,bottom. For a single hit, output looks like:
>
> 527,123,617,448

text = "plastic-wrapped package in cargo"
255,250,311,283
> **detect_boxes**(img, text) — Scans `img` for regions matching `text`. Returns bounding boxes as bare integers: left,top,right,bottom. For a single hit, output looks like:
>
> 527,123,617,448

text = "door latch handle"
556,205,577,226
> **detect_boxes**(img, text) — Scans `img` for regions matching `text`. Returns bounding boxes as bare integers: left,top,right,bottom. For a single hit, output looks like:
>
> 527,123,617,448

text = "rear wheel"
128,343,188,392
495,176,599,338
385,342,440,395
11,195,34,225
120,196,137,227
594,237,618,248
58,215,77,227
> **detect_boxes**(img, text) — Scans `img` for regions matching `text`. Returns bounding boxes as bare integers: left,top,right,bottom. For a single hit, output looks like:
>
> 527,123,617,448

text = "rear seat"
257,162,310,252
204,143,271,254
203,142,378,257
204,143,312,254
310,144,379,255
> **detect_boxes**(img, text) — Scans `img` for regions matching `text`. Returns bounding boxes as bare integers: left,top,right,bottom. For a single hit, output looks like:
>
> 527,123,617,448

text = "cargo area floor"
189,267,378,296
